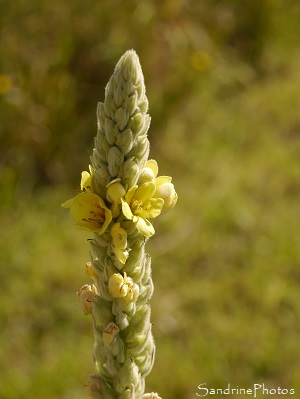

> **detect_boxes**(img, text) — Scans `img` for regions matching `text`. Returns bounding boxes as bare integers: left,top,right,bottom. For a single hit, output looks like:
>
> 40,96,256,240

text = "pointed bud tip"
115,49,143,83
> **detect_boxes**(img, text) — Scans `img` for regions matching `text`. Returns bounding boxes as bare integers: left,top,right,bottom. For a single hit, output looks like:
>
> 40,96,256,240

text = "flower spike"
61,50,177,398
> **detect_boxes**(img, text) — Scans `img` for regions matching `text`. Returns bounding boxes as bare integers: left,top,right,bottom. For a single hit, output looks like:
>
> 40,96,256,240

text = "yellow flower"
111,223,129,264
80,165,94,192
145,159,177,214
121,182,164,237
77,284,97,315
61,192,112,234
108,272,139,304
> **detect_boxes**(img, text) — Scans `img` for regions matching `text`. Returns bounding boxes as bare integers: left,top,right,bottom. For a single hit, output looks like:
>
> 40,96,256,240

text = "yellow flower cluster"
62,160,177,263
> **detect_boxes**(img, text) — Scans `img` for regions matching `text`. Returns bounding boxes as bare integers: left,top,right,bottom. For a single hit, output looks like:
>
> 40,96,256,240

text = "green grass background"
1,1,300,398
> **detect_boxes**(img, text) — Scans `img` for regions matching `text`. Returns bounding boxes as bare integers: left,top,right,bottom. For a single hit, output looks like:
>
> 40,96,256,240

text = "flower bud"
111,223,127,250
111,223,129,264
115,359,140,393
106,181,126,203
116,128,134,154
115,107,128,131
104,118,118,145
153,177,177,214
122,158,140,187
108,146,124,177
138,167,155,185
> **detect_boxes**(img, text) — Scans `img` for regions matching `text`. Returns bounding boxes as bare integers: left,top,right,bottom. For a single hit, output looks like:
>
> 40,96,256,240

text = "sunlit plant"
62,50,177,399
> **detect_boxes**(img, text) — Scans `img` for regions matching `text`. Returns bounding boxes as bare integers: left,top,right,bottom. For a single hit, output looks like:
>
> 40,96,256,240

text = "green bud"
92,295,114,326
104,118,118,145
126,92,138,116
121,157,140,187
116,128,134,154
115,107,128,131
108,146,124,177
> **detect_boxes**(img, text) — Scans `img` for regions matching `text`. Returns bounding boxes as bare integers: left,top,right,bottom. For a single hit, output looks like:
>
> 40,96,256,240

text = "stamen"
82,216,105,226
131,199,143,214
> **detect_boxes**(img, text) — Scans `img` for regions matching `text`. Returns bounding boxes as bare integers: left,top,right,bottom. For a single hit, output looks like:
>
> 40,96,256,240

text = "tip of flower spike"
115,49,143,85
120,49,140,66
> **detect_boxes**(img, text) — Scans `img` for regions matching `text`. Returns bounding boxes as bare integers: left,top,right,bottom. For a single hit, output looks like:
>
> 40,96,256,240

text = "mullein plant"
62,50,177,399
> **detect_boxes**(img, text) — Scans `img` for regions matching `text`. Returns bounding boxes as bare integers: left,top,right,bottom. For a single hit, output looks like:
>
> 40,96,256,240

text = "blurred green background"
1,0,300,398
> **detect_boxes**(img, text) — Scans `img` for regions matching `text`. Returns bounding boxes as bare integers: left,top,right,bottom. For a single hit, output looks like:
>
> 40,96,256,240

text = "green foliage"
1,1,300,398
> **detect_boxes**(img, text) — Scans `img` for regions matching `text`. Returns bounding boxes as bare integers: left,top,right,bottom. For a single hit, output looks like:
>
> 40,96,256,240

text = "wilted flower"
77,284,97,315
103,322,120,346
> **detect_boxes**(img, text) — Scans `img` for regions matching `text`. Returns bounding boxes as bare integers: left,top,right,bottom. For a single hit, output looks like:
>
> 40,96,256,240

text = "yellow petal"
121,199,134,220
133,216,155,237
61,198,74,208
139,197,164,219
125,185,138,204
146,159,158,177
88,165,94,175
134,182,156,203
113,247,129,264
81,171,92,191
155,176,172,188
